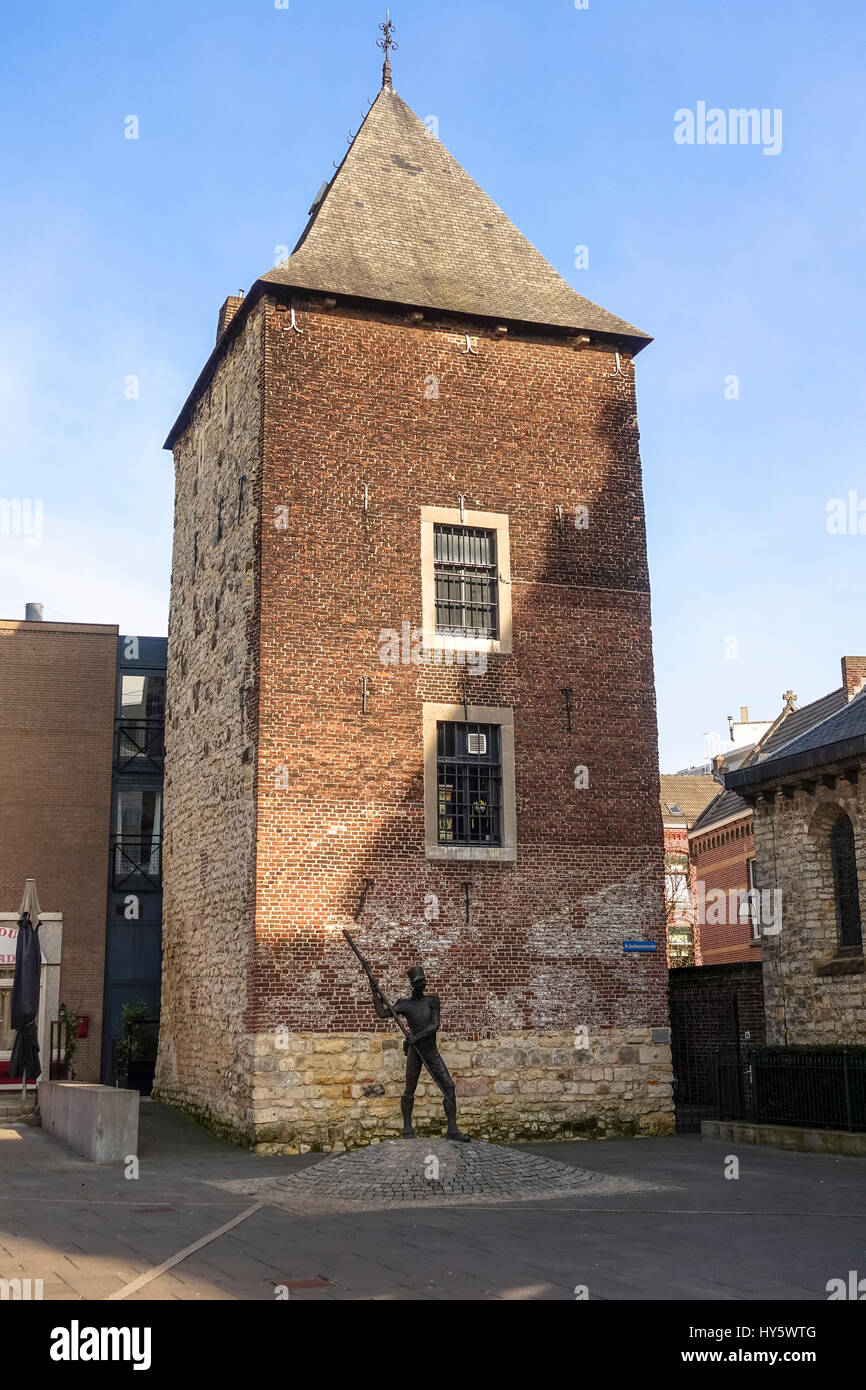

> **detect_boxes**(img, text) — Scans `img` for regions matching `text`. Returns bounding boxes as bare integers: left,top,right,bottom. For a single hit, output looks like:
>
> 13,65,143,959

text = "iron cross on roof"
378,9,398,88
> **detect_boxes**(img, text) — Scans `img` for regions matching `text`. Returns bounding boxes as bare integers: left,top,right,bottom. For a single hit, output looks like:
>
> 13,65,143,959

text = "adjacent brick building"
156,73,674,1150
689,789,758,966
659,774,718,966
0,615,167,1086
0,616,117,1082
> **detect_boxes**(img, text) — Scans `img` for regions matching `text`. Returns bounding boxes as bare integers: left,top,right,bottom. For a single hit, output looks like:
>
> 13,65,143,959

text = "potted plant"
115,1001,157,1092
58,1003,80,1080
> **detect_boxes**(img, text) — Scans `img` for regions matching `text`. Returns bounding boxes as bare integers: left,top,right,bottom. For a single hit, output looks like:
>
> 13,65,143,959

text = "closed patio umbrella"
9,880,42,1096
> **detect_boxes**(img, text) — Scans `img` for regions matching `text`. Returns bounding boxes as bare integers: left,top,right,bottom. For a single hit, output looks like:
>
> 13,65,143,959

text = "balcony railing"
111,835,162,891
115,721,165,773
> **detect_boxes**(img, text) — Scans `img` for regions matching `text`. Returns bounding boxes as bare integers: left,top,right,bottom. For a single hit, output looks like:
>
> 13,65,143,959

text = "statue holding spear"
343,931,470,1142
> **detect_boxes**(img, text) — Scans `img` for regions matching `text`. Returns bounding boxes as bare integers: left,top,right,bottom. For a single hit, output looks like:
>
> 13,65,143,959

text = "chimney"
216,292,244,344
841,655,866,702
740,705,749,723
24,602,43,622
712,753,728,784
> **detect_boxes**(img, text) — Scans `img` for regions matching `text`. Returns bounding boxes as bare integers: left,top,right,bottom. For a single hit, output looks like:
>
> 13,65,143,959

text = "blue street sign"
622,940,658,953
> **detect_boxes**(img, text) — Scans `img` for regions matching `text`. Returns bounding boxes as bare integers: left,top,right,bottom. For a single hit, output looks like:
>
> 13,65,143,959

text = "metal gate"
669,987,740,1132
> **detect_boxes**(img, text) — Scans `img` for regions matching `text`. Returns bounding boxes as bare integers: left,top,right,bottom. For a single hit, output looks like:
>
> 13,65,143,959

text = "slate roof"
747,687,847,762
261,87,651,343
727,689,866,790
659,774,720,828
690,787,751,835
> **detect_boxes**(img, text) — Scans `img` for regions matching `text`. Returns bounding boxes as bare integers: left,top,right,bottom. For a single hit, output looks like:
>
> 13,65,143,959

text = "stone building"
156,69,673,1150
693,681,856,968
726,657,866,1044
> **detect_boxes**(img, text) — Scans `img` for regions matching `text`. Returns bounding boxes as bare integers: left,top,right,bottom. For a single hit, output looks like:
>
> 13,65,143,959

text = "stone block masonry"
753,776,866,1045
247,1026,672,1153
155,300,264,1132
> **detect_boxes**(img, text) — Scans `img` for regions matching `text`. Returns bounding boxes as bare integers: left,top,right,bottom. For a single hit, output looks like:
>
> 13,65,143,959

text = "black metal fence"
716,1048,866,1133
670,988,740,1132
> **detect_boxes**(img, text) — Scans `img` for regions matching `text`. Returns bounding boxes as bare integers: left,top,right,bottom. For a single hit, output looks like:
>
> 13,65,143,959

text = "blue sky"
1,0,864,771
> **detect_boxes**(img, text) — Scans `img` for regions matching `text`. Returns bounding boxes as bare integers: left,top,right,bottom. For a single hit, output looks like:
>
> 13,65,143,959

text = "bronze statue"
343,932,470,1142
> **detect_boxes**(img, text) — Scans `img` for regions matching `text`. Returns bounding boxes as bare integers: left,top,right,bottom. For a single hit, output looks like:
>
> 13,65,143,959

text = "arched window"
830,814,862,952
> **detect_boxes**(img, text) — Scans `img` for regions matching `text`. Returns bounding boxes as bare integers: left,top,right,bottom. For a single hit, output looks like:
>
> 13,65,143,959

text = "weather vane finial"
377,9,398,89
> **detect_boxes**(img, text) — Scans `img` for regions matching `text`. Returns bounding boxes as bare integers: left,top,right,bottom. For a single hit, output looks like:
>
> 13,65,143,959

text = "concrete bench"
37,1082,139,1163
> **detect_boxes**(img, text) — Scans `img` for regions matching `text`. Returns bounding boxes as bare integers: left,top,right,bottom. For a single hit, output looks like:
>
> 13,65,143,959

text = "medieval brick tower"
156,64,673,1149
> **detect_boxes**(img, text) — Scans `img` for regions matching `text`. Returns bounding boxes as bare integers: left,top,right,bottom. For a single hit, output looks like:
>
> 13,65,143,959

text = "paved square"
1,1100,864,1300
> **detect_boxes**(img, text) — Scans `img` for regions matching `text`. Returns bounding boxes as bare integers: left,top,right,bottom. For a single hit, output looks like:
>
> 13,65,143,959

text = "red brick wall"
669,961,765,1049
0,620,117,1079
690,812,759,966
251,298,668,1037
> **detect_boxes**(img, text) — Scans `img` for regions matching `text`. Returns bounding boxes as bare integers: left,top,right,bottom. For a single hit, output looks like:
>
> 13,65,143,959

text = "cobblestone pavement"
216,1136,653,1213
2,1100,866,1300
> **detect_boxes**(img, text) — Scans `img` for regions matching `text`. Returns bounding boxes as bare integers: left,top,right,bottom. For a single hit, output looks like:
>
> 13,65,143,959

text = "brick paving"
216,1136,648,1213
1,1099,866,1300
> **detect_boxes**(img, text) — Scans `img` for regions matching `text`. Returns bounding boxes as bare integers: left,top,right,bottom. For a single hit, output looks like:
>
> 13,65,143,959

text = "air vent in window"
467,732,487,755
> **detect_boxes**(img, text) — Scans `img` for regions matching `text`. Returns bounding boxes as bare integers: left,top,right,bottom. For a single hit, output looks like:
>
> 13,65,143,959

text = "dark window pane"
436,721,502,846
831,814,862,951
433,524,498,638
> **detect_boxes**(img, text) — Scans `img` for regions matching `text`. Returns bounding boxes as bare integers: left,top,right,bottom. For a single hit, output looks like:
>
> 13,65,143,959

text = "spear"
342,929,446,1097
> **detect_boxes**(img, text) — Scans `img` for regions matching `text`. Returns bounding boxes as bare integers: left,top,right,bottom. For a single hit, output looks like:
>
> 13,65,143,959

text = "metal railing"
716,1047,866,1133
115,721,165,773
110,835,162,890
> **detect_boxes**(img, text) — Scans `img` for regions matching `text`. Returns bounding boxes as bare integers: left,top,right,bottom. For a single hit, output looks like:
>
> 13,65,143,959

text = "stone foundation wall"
245,1026,674,1153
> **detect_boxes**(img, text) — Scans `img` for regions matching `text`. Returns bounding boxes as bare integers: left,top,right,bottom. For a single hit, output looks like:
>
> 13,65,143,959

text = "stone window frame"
829,811,863,955
807,798,865,968
423,703,516,863
420,505,512,657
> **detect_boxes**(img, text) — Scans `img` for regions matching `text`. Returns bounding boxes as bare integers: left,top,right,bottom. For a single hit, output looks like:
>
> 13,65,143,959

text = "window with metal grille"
830,813,863,952
436,722,502,846
433,524,498,638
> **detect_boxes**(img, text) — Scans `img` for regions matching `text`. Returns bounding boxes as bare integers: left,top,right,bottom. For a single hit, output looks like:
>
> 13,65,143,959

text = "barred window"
433,525,498,638
830,813,862,952
436,721,502,846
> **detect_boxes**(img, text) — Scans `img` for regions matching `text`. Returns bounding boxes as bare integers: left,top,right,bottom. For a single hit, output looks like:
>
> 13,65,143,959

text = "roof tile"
260,87,651,343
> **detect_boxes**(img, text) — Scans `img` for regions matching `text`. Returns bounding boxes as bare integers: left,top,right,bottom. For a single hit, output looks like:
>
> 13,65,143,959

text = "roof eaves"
164,285,265,450
689,804,752,837
726,733,866,790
